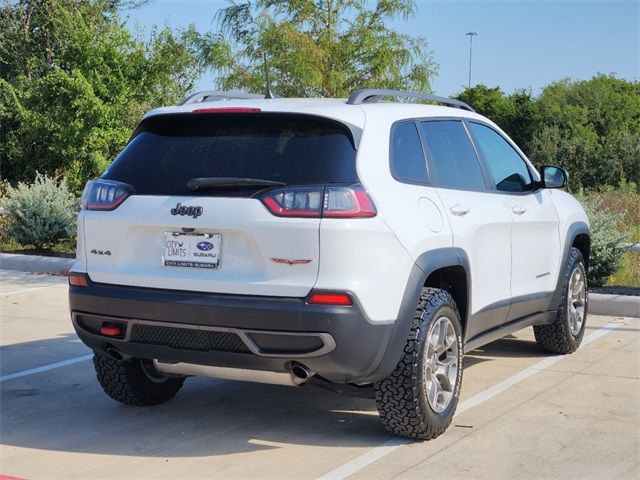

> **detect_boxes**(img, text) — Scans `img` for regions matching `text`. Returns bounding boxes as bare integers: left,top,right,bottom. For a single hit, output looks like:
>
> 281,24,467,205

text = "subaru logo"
196,241,214,251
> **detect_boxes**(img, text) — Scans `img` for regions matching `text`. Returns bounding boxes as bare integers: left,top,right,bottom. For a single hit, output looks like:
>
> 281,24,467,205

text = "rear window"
102,113,358,196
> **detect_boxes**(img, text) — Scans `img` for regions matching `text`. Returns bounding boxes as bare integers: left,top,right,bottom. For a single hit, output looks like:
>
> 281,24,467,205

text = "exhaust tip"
107,347,124,361
290,363,313,386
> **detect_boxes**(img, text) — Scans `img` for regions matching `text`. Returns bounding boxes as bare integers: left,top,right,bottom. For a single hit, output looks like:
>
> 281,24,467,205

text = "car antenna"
263,52,275,99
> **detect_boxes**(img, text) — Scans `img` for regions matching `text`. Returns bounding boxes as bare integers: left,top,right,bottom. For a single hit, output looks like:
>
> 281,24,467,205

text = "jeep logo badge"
170,203,203,219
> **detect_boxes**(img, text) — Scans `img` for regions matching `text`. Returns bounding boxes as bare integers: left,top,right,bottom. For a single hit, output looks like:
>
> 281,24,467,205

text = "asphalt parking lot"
1,270,638,480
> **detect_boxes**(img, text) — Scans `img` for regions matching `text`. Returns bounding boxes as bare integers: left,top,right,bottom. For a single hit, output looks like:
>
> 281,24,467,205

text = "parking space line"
1,284,67,297
316,321,624,480
0,354,93,382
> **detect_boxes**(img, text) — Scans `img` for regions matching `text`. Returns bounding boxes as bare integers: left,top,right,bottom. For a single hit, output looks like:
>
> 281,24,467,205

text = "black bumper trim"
69,280,409,384
73,313,337,358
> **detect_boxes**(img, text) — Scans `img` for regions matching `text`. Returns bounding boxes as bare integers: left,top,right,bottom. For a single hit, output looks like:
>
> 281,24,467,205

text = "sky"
123,0,640,97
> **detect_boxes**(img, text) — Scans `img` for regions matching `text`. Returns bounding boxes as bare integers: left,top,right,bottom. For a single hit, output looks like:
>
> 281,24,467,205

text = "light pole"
466,32,478,89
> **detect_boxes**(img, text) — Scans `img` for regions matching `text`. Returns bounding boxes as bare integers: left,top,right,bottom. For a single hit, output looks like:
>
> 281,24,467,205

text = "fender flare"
548,221,590,312
415,247,472,328
369,248,470,383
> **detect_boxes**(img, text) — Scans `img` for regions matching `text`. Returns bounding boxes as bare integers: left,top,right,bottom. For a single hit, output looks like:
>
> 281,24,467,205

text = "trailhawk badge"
170,202,203,219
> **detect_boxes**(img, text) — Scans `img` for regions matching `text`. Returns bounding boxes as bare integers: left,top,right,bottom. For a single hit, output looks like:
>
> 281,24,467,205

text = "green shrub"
587,188,640,243
577,194,628,286
3,173,77,249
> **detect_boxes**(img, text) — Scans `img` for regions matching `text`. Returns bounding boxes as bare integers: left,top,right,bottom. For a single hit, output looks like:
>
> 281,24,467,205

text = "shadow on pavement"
0,331,557,458
0,333,89,376
1,335,390,457
463,334,548,368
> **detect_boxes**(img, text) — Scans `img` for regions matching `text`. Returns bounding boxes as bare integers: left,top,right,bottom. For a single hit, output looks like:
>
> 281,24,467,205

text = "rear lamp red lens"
100,325,122,337
307,292,353,306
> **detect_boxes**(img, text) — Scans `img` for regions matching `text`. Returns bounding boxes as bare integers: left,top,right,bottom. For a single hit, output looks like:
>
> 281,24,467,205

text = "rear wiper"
187,177,287,191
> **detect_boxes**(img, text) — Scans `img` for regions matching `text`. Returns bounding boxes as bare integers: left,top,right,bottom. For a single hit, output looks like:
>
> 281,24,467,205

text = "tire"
534,247,588,354
93,353,185,406
374,288,464,440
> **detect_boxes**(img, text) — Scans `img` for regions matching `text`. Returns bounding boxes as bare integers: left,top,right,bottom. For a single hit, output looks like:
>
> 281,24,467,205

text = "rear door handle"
450,204,470,216
512,205,527,215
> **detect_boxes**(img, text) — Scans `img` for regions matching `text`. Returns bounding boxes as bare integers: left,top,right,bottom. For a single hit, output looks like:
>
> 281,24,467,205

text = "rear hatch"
81,112,358,296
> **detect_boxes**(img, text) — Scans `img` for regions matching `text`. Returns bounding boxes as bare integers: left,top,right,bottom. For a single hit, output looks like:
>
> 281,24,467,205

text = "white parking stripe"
0,354,93,382
316,321,624,480
1,284,66,297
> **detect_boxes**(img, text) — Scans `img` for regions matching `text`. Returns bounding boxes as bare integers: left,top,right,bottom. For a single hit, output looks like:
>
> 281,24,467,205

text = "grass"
609,252,640,287
0,236,76,257
585,189,640,288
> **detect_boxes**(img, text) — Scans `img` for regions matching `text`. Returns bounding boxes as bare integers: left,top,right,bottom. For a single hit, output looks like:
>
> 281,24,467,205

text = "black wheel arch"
371,248,470,383
549,221,590,311
415,248,471,333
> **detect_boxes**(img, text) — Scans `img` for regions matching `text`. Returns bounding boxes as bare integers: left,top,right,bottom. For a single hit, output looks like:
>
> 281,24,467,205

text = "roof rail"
180,91,264,105
346,89,475,112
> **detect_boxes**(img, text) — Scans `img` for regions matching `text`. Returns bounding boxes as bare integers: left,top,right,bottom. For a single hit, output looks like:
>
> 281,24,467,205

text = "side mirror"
541,165,568,189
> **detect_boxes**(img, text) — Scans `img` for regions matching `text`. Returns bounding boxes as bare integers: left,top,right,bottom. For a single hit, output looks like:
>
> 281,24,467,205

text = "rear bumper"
69,279,407,384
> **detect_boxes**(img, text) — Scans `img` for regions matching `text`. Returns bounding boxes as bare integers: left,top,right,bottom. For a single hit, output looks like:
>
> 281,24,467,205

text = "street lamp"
466,32,478,89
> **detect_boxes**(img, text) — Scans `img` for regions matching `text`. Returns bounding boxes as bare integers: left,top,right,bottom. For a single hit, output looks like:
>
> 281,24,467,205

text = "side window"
390,122,428,184
468,122,533,193
420,120,486,191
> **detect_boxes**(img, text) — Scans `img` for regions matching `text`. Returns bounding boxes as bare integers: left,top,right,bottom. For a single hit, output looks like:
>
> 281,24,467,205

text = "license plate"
162,233,222,269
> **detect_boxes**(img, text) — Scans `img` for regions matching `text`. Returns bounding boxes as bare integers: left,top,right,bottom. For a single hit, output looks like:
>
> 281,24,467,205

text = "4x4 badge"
170,202,203,219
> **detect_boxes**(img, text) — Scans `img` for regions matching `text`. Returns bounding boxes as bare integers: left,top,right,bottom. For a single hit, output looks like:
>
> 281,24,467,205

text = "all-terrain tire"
93,353,185,406
374,288,464,440
534,247,588,354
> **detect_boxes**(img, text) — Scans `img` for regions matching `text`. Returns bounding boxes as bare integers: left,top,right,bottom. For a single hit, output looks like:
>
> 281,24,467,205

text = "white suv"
69,89,590,440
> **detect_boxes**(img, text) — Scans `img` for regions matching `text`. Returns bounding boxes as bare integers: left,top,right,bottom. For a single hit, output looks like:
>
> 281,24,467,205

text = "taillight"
323,185,376,218
260,184,376,218
261,186,324,217
80,179,133,211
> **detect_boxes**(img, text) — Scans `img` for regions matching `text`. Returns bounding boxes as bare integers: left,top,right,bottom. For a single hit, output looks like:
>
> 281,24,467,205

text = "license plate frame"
162,232,222,269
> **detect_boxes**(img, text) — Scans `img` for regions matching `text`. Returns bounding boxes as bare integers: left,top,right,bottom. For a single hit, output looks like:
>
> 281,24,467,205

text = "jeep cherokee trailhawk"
69,89,590,440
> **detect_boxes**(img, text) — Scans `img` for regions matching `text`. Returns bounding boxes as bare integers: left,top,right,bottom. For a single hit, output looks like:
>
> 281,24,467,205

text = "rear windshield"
102,113,358,196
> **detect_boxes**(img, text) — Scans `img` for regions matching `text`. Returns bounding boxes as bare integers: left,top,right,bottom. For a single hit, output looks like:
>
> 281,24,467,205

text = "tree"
457,76,640,191
194,0,437,97
455,85,513,125
529,125,604,190
531,75,640,191
503,89,538,152
455,85,538,153
0,0,200,190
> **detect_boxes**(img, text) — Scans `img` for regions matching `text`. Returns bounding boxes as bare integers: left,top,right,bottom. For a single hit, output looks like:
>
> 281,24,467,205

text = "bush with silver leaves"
3,173,77,249
577,194,628,286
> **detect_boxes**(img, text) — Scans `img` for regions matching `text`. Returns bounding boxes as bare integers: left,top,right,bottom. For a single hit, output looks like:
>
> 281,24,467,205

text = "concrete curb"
590,293,639,318
0,252,74,274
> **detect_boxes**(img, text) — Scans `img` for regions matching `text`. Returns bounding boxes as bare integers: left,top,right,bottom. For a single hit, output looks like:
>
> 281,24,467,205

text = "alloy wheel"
423,316,459,413
567,266,587,336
